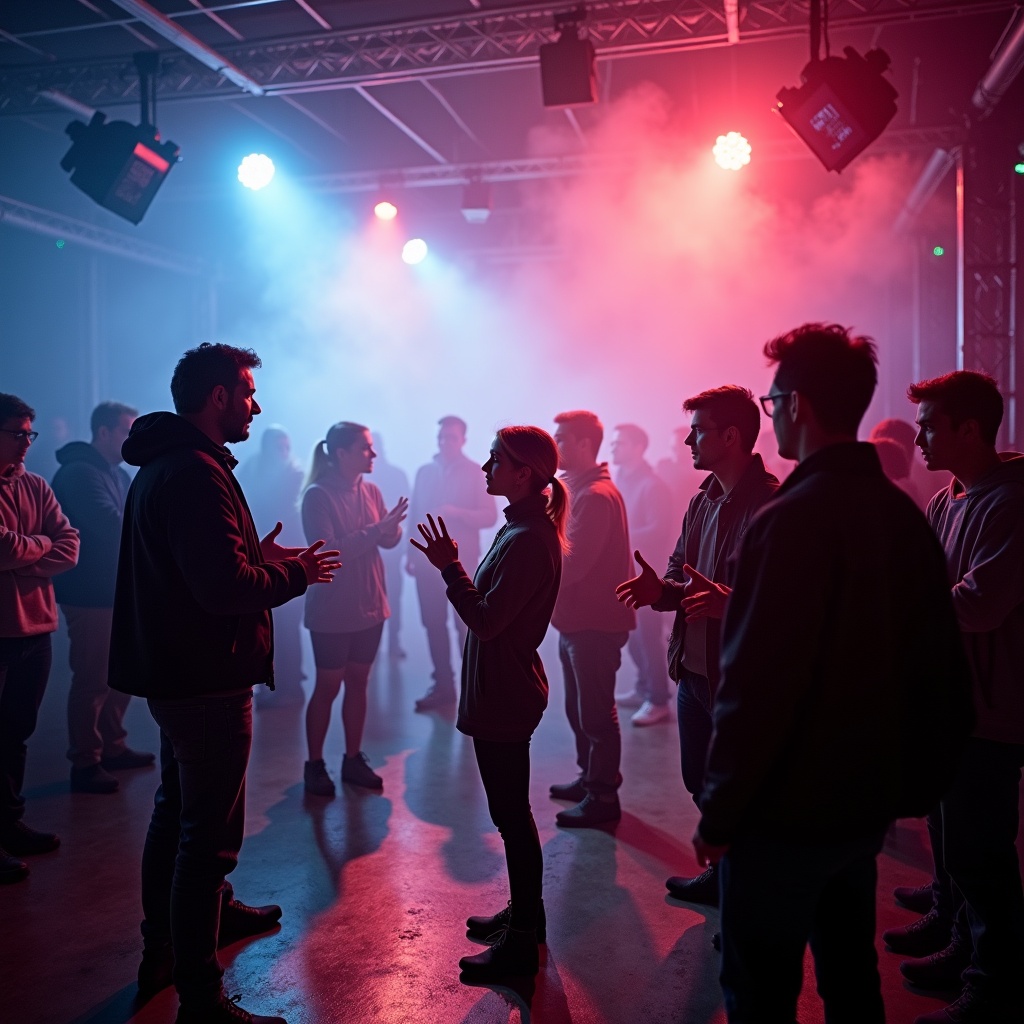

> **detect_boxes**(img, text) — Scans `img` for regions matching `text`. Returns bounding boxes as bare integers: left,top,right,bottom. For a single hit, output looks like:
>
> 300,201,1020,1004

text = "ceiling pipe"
106,0,264,96
972,10,1024,116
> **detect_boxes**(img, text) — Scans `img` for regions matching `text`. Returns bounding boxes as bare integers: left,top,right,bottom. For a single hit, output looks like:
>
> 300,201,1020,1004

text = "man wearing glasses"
0,393,79,884
691,325,972,1023
616,386,778,905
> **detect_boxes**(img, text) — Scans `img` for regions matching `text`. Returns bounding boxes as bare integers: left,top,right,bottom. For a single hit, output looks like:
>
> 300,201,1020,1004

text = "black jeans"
941,737,1024,1004
473,737,543,932
719,830,886,1024
141,692,253,1010
559,630,628,796
0,634,52,828
676,668,713,807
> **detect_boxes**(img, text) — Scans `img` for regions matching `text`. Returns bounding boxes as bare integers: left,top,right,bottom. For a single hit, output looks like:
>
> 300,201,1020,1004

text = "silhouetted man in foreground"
694,324,972,1023
110,343,339,1024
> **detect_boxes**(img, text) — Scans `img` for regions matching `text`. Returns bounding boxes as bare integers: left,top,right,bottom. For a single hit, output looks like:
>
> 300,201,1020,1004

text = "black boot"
459,927,539,981
666,864,719,907
467,899,546,943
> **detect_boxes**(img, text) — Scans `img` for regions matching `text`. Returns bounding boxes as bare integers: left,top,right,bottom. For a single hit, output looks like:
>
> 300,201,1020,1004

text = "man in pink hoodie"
0,392,79,884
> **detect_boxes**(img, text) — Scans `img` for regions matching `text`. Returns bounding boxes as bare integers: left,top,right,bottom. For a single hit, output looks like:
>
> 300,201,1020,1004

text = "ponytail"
303,441,332,491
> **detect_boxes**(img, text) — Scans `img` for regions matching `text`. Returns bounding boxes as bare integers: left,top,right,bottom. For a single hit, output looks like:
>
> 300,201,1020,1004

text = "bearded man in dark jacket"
110,343,339,1024
693,324,973,1024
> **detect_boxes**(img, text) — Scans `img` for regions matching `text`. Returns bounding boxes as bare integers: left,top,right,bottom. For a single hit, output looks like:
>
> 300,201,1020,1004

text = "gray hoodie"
927,452,1024,744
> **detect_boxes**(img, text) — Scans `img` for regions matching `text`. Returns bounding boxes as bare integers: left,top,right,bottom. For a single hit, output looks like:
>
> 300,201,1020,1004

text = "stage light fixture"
402,239,428,265
538,6,597,109
713,132,752,171
775,47,898,173
374,201,398,221
237,153,275,191
460,179,492,224
59,54,179,224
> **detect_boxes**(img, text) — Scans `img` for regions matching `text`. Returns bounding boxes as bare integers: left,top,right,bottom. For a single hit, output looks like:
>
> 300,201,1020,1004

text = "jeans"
141,692,253,1010
941,737,1024,1003
677,668,713,807
719,830,886,1024
627,606,670,706
415,569,467,688
62,605,131,769
0,634,53,828
559,630,628,796
473,737,543,931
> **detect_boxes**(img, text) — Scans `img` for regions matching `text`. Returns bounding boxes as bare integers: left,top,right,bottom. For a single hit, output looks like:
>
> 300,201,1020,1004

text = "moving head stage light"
60,54,179,224
775,46,898,174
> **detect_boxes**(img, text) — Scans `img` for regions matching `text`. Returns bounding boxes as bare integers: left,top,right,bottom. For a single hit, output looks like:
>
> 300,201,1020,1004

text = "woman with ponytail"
301,422,408,793
410,425,568,984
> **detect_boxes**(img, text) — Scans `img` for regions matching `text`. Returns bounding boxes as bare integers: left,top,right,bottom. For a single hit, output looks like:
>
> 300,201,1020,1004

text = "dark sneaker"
666,865,719,907
459,926,539,981
70,763,119,794
414,686,456,712
467,899,546,944
894,882,935,915
555,794,621,828
341,752,383,790
101,748,156,770
883,908,950,957
0,845,29,884
548,778,587,803
303,759,336,797
175,993,286,1024
900,939,971,992
220,899,282,947
913,986,1023,1023
0,820,60,855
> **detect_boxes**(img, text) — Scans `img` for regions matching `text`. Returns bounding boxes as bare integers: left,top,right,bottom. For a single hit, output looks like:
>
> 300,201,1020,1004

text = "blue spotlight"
238,153,275,191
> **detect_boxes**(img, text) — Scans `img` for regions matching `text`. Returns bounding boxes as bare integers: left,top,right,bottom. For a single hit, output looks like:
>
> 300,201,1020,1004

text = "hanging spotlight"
460,178,492,224
237,153,275,190
713,132,752,171
374,201,398,221
402,239,428,265
775,47,898,173
538,5,597,108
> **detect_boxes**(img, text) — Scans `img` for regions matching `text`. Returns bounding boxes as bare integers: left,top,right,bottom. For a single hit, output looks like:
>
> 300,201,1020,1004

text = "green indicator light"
55,239,65,249
933,246,945,256
1015,162,1024,175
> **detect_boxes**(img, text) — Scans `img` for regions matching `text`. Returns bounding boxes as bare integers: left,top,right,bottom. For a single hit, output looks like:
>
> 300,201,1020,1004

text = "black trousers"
473,736,543,932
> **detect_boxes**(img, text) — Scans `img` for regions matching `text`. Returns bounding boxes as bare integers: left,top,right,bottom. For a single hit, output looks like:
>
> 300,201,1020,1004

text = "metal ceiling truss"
0,0,1014,115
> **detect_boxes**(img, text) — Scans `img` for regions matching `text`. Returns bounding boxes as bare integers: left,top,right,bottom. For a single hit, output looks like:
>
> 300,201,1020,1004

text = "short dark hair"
90,401,138,438
613,423,649,450
170,343,261,415
438,415,467,436
682,385,760,453
764,323,878,435
554,409,603,453
907,371,1003,446
0,393,35,423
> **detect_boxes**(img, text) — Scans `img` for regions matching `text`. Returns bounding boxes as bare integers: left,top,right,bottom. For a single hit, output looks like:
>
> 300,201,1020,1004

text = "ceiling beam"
353,85,447,164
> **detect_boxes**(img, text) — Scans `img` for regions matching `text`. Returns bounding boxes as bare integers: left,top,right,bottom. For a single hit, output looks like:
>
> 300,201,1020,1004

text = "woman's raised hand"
409,513,459,570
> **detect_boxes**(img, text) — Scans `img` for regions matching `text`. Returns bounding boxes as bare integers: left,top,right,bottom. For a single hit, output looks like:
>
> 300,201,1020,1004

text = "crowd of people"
0,322,1021,1024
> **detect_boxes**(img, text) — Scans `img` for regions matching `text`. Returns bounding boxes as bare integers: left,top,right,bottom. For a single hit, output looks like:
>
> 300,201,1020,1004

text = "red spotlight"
374,201,398,221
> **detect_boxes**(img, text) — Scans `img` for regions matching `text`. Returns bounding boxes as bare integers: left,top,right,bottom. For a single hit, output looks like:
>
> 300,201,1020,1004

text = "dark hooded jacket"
108,412,309,699
51,441,130,607
926,452,1024,744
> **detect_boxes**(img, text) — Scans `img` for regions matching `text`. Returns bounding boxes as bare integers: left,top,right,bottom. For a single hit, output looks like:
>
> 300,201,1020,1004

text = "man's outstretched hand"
615,550,662,609
260,522,305,562
296,539,341,585
681,563,731,622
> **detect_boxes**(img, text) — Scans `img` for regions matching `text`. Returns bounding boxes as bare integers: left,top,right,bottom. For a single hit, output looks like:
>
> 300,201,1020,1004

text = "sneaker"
414,686,456,712
614,689,646,709
220,898,282,947
70,763,119,794
913,986,1022,1024
548,778,587,803
555,794,621,829
467,899,546,944
303,759,335,797
883,909,950,957
0,845,29,884
666,864,719,906
0,820,60,856
900,939,971,992
341,752,383,790
101,748,156,770
175,993,286,1024
894,882,935,915
631,701,670,727
459,926,539,981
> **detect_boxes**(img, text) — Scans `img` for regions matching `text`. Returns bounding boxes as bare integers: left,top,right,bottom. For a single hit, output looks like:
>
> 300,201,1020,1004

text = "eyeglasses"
759,392,794,416
0,430,38,443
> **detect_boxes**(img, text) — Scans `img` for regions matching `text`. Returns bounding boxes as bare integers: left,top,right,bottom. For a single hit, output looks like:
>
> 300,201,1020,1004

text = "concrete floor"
4,588,1023,1024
